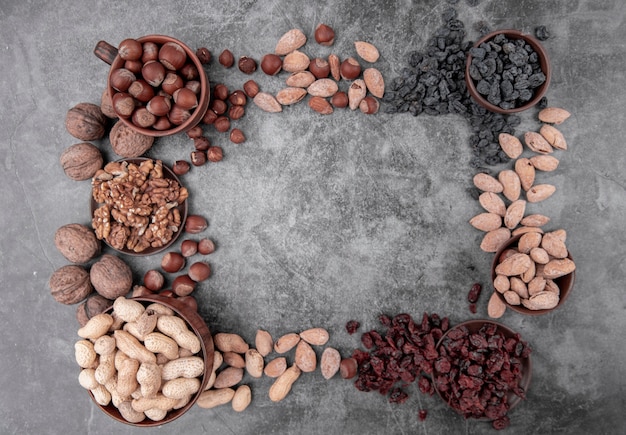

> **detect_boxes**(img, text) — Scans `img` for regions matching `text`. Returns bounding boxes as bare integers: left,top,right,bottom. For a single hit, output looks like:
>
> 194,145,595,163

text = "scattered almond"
275,29,307,55
487,292,507,318
480,227,511,252
504,199,526,229
363,68,385,98
538,107,571,124
520,214,551,227
473,173,504,193
498,170,521,201
354,41,380,62
348,79,367,110
307,79,339,98
274,332,300,353
469,212,502,232
498,133,523,159
328,54,341,81
539,124,567,150
526,184,556,203
276,87,307,105
285,71,316,88
299,328,330,346
320,347,341,380
514,158,535,191
479,192,506,216
294,340,317,373
530,155,559,172
282,50,310,73
524,131,553,154
253,92,283,113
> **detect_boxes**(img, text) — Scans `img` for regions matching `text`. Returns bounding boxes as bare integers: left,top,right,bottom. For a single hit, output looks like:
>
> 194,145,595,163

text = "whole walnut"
49,264,93,305
89,254,133,299
109,121,154,158
59,143,103,181
54,223,100,263
76,294,113,326
65,102,108,141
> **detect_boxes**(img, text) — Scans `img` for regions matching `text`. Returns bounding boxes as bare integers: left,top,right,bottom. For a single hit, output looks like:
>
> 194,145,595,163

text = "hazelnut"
161,251,186,273
359,96,379,114
207,146,223,162
179,63,199,80
193,136,211,151
229,90,247,106
243,80,259,98
60,142,103,181
238,56,257,74
230,128,246,144
261,54,282,75
340,57,361,80
196,47,211,64
202,110,218,125
214,116,230,133
159,290,175,298
124,59,143,74
128,79,155,103
213,84,229,101
331,91,349,108
185,80,201,94
188,262,211,282
172,274,196,297
172,160,191,175
168,104,191,125
131,107,156,128
100,89,117,119
141,41,159,63
65,102,108,141
159,41,187,70
153,116,172,131
109,121,154,158
112,92,136,118
146,95,171,117
143,269,165,291
90,254,133,299
218,49,235,68
190,150,207,166
49,264,93,305
141,60,166,87
161,72,184,95
110,68,136,92
185,215,208,233
314,24,335,46
76,294,113,327
198,238,216,255
228,105,245,120
177,295,198,312
309,58,330,79
186,125,204,139
118,38,143,61
173,87,198,110
181,239,198,257
54,223,100,264
210,99,227,115
132,285,153,298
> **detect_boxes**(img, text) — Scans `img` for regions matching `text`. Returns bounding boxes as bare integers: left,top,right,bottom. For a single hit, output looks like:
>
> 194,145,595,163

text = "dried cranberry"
467,282,482,303
469,303,477,313
418,409,428,421
492,415,511,430
378,314,392,326
389,387,409,404
346,320,360,334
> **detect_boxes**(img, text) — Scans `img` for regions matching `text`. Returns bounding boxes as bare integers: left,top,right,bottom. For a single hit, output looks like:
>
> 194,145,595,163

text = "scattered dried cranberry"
346,320,360,335
468,282,482,303
418,409,428,421
493,415,511,430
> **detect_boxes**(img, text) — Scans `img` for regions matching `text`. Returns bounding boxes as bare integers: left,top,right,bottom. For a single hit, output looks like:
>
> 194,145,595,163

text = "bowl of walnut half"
91,158,188,256
491,233,576,316
75,295,214,426
94,35,210,137
465,29,551,114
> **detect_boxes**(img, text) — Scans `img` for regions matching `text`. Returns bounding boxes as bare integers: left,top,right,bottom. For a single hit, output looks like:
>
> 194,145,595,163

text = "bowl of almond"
490,233,576,315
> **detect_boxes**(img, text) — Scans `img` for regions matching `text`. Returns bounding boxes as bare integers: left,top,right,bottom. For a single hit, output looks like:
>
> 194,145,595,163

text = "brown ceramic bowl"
465,29,551,114
491,235,575,315
89,295,214,426
90,157,188,256
433,319,532,420
94,35,210,137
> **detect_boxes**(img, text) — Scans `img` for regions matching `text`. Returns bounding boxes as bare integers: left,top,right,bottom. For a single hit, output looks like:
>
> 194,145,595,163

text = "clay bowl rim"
90,157,188,257
491,234,576,316
88,295,214,427
107,34,210,137
433,319,532,420
465,29,551,114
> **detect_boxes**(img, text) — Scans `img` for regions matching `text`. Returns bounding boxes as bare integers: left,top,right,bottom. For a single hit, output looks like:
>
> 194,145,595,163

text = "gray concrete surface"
1,0,625,434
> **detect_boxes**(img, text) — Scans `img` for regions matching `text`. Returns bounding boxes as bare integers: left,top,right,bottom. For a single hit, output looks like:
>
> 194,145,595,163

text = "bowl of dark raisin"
432,320,532,430
466,29,551,114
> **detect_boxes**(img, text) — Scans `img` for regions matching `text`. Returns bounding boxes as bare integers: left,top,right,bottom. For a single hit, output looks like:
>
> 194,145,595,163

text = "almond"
320,347,341,380
520,213,551,227
469,212,502,232
541,231,569,258
538,107,571,124
493,275,510,293
253,92,283,113
539,124,567,150
244,349,264,378
526,184,556,203
528,276,547,296
529,247,550,264
521,259,536,283
498,133,523,159
363,68,385,98
522,291,559,310
510,277,529,299
517,231,542,254
479,192,506,216
328,54,341,81
487,292,506,318
524,131,553,154
542,258,576,279
307,79,338,98
473,173,504,193
495,253,532,276
498,170,521,201
354,41,380,62
255,329,274,357
285,71,316,88
512,226,544,237
275,29,307,55
503,290,521,305
480,227,511,252
504,199,526,230
264,357,287,378
282,50,310,72
308,96,333,115
552,228,567,242
276,87,307,105
348,79,367,110
514,158,535,191
545,279,560,295
299,327,330,346
530,155,559,171
294,340,317,373
274,332,300,353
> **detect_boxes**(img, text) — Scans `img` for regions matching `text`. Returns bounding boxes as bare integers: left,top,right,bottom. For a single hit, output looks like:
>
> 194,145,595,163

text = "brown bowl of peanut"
75,295,214,426
90,158,188,256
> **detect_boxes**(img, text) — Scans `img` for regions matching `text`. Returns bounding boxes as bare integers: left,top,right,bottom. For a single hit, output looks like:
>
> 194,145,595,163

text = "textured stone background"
1,0,625,433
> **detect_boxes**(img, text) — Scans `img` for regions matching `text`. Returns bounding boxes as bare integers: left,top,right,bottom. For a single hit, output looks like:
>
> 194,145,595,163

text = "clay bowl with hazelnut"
90,157,188,256
89,295,214,426
433,320,532,422
491,235,575,316
465,29,551,114
94,35,210,137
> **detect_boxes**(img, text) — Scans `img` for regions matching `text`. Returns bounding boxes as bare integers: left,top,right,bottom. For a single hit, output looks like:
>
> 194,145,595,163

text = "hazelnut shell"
89,254,133,299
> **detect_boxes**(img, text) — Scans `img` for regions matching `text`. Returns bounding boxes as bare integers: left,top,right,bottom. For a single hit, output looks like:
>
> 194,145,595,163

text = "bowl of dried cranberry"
466,29,551,114
432,320,532,430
